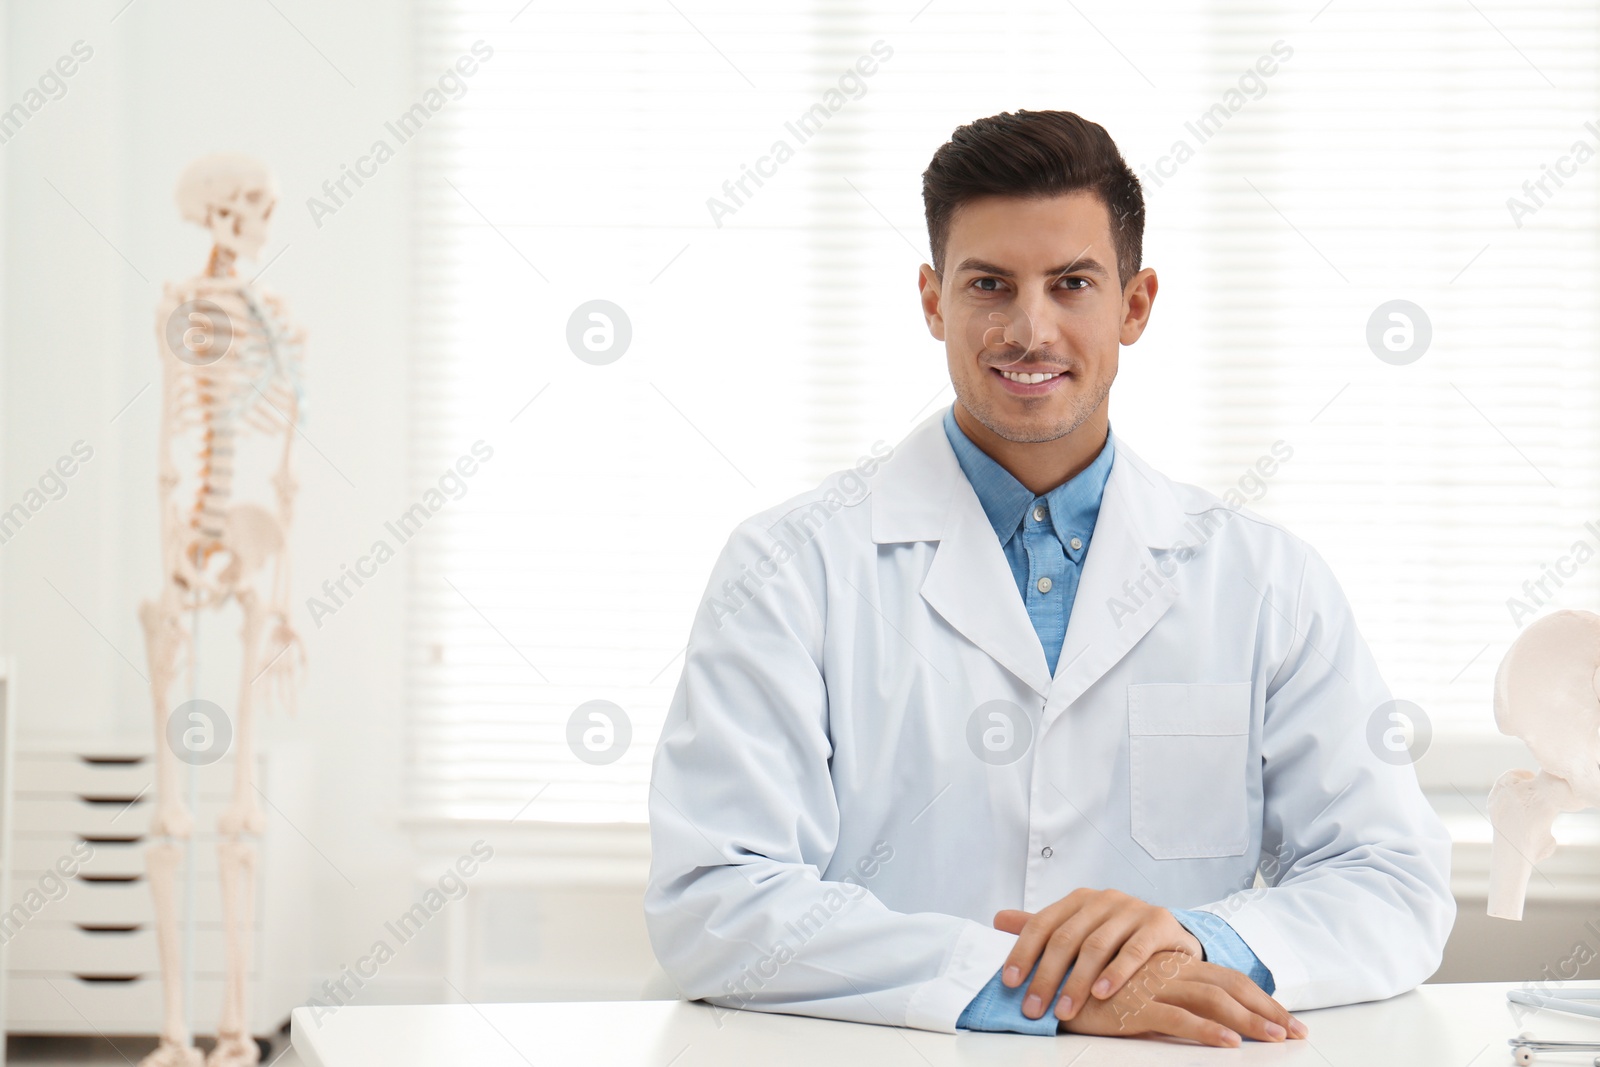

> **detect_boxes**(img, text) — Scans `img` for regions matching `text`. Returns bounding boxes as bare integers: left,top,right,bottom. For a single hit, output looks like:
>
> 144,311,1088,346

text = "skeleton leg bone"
142,596,194,841
1488,769,1578,920
143,843,203,1067
208,587,268,1067
140,589,204,1067
208,840,259,1067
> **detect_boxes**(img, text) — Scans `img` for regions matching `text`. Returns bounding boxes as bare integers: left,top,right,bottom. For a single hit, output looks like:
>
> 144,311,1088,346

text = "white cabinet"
7,742,313,1039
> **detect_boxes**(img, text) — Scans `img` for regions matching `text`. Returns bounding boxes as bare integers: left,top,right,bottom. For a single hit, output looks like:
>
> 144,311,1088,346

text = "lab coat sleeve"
644,517,1017,1033
1190,544,1455,1011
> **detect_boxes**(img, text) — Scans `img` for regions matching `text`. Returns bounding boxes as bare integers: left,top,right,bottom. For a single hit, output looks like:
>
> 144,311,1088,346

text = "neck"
207,245,237,278
952,402,1109,496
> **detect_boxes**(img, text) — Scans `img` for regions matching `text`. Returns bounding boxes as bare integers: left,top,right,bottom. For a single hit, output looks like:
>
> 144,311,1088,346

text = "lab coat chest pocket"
1127,682,1251,860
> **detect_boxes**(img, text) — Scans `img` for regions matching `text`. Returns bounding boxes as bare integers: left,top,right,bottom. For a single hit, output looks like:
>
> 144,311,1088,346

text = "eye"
1056,276,1090,291
971,277,1004,293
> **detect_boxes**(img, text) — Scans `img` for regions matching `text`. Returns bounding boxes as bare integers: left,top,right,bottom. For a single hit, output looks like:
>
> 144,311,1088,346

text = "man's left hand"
994,888,1204,1021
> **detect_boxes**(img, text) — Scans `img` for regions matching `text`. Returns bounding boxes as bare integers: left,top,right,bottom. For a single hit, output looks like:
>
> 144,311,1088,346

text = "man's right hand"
1058,950,1307,1047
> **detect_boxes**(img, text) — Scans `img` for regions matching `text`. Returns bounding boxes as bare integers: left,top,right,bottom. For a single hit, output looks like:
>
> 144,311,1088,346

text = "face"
918,192,1156,444
208,187,276,260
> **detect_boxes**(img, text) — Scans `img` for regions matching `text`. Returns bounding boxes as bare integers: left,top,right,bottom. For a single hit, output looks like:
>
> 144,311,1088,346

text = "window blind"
408,0,1600,822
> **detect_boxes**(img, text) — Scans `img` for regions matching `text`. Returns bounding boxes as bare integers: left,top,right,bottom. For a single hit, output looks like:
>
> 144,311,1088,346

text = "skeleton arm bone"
256,372,304,713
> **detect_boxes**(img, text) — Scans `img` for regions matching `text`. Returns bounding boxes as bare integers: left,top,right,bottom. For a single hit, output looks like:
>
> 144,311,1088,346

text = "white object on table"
292,981,1600,1067
1486,609,1600,921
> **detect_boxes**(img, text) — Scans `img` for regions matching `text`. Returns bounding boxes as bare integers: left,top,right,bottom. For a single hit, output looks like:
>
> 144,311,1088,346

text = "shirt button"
1032,504,1046,522
1070,536,1083,551
1036,576,1053,593
1041,846,1053,858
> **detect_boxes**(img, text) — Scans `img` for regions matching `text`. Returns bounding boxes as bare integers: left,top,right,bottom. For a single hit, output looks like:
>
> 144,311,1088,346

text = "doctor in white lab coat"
645,109,1454,1044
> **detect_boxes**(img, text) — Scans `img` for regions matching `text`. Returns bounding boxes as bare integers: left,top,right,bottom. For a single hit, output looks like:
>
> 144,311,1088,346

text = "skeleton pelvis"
181,502,284,594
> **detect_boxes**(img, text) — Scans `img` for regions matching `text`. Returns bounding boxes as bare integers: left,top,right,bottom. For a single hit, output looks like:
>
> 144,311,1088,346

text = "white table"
292,981,1599,1066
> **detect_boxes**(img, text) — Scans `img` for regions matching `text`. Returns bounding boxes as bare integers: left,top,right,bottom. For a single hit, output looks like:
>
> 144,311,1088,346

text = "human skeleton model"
1486,610,1600,920
138,154,306,1067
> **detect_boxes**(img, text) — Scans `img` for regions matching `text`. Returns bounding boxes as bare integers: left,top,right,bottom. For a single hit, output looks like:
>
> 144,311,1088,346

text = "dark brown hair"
922,110,1145,289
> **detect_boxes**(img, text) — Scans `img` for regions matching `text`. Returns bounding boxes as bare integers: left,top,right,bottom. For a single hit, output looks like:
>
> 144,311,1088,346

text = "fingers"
1049,910,1142,1021
1205,967,1306,1039
1024,898,1126,1014
1084,924,1174,1004
992,909,1029,936
997,891,1090,990
1161,980,1290,1044
1112,998,1242,1048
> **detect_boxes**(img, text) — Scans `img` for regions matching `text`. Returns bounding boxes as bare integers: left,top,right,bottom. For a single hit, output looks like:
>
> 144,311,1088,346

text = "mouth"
990,365,1071,395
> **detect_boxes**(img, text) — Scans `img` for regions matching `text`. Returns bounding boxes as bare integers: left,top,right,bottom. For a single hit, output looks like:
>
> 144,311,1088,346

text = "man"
645,110,1454,1046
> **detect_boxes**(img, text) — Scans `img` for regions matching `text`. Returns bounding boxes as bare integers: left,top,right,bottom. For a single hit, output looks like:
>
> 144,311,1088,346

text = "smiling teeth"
1001,370,1060,384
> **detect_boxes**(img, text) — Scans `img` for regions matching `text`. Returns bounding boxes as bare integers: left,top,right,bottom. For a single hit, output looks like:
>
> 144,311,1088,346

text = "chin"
991,421,1073,445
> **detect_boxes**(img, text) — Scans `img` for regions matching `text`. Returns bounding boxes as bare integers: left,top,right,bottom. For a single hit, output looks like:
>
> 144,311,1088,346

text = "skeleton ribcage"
162,282,304,556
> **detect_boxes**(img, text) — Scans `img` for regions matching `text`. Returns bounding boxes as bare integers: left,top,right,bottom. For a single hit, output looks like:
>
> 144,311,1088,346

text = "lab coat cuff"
904,922,1017,1033
1193,897,1309,1009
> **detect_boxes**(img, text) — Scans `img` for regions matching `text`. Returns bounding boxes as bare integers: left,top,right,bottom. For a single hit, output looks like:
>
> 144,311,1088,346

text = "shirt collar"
941,405,1115,560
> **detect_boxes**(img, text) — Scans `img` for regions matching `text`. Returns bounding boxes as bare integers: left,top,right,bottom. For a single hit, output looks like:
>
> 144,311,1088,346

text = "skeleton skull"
174,153,278,261
1486,609,1600,919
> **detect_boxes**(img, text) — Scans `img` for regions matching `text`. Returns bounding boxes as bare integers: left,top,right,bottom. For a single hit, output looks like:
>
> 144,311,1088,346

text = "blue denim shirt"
941,407,1273,1034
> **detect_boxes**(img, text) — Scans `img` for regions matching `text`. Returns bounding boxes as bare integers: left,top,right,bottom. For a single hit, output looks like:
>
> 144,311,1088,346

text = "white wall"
2,0,435,1008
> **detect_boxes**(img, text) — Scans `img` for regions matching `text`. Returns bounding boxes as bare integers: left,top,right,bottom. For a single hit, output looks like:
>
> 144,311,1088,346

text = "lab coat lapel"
1045,437,1188,726
921,491,1054,698
871,413,1053,698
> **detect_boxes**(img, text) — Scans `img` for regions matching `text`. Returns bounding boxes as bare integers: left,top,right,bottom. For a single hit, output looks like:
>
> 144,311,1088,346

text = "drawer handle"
81,756,147,766
81,835,144,845
77,874,141,884
79,795,146,806
77,924,144,934
74,974,142,983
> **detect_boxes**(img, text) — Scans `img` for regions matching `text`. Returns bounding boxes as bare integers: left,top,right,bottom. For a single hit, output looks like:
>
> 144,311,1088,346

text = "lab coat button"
1041,846,1053,858
1036,576,1053,593
1032,504,1047,522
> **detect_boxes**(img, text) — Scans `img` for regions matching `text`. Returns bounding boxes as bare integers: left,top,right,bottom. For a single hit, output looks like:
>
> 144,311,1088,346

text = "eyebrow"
953,256,1110,279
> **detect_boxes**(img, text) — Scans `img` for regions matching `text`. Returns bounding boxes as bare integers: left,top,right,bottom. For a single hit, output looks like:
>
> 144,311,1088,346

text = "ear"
918,263,945,341
1119,267,1158,346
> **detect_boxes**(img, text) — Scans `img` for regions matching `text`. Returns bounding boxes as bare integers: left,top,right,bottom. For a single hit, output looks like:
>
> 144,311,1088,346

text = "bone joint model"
1486,609,1600,920
137,153,306,1067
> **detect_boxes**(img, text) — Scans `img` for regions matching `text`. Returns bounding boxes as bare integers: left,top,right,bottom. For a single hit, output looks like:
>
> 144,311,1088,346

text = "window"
408,0,1600,822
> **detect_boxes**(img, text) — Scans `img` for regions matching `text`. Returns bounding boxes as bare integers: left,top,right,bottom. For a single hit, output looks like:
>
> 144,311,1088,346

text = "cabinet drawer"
15,755,155,795
8,875,153,925
15,797,151,836
6,923,259,976
6,974,260,1032
12,836,237,877
9,924,157,973
16,796,260,838
16,753,243,798
8,974,165,1029
6,877,254,927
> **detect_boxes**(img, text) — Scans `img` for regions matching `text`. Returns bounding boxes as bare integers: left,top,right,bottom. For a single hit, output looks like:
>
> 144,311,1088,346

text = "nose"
993,287,1058,358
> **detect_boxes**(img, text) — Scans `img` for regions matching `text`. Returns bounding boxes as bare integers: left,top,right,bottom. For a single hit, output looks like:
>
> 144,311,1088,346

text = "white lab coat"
645,412,1454,1033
